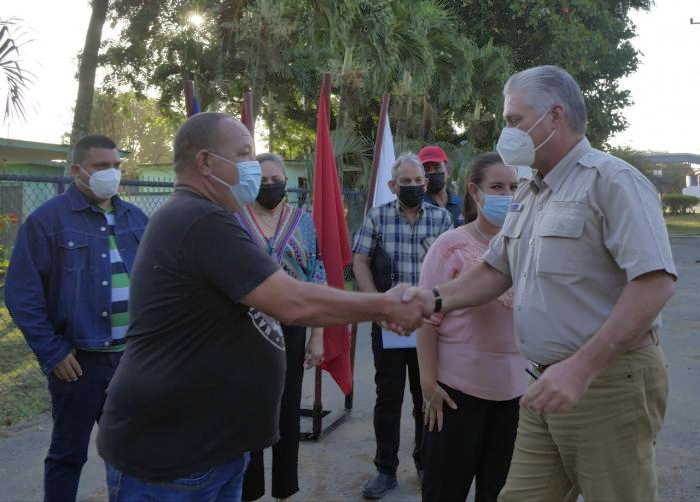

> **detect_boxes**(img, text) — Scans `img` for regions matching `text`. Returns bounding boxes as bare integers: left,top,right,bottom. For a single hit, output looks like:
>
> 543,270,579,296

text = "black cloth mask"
426,172,446,194
256,182,287,210
398,185,425,208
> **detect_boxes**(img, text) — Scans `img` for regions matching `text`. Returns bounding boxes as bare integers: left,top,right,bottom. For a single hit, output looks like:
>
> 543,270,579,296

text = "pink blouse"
419,228,528,401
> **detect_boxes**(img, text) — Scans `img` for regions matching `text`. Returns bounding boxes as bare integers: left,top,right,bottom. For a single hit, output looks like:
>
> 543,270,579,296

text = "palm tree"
70,0,110,148
0,19,32,122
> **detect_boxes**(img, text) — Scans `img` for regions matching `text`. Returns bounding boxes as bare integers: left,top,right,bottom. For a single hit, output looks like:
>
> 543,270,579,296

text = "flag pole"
365,94,391,215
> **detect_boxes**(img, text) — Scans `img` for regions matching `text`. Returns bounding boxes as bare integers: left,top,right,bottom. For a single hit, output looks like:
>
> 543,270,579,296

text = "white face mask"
80,167,121,200
496,110,556,167
207,153,262,209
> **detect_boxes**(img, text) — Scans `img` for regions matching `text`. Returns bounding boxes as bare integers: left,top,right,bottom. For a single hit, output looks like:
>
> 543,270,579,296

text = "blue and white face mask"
208,153,262,208
480,193,513,227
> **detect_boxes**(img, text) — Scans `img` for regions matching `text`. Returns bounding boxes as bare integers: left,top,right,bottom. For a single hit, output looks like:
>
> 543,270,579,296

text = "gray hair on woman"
504,65,587,135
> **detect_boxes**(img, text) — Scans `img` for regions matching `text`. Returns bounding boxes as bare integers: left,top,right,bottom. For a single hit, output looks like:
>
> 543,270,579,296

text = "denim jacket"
424,190,464,226
5,184,148,374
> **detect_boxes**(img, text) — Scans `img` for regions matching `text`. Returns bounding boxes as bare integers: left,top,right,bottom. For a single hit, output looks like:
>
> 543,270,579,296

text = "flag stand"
300,322,358,441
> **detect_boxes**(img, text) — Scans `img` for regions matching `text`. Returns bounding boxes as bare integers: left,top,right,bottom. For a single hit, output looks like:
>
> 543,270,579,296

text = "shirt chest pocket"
58,231,89,272
536,204,587,276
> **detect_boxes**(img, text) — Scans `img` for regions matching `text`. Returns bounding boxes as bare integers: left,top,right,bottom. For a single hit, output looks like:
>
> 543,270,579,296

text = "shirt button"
101,253,107,258
104,341,111,347
101,226,107,231
102,280,108,286
68,241,74,247
529,239,534,246
101,311,108,318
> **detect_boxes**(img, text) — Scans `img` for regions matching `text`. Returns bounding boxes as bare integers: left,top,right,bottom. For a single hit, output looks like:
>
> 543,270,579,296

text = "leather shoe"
362,472,398,499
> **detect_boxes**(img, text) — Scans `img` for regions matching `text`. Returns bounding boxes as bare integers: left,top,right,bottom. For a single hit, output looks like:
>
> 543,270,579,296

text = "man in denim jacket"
5,135,148,502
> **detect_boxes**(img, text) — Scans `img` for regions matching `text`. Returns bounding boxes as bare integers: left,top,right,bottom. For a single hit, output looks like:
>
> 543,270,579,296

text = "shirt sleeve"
482,231,511,278
352,210,378,256
598,169,677,282
4,216,73,374
185,210,280,302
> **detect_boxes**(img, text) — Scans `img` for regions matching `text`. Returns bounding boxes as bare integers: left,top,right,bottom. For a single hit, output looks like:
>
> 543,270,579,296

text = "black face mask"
426,172,446,194
398,185,425,208
256,182,287,210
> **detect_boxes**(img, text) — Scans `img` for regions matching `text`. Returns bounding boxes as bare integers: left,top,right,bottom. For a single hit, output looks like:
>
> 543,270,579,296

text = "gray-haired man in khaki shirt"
403,65,676,502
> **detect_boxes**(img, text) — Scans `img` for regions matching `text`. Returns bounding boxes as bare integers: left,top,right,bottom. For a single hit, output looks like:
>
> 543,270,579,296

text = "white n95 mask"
496,111,556,167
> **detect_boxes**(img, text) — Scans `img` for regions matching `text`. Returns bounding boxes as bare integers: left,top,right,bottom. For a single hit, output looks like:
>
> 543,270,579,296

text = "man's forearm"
570,271,675,376
285,282,391,327
439,262,511,313
352,257,378,293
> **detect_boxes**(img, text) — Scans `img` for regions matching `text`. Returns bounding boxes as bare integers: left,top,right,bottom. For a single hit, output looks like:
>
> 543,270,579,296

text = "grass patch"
665,213,700,236
0,306,49,428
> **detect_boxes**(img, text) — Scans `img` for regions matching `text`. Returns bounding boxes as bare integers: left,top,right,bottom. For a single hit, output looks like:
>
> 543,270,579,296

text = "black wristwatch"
432,287,442,314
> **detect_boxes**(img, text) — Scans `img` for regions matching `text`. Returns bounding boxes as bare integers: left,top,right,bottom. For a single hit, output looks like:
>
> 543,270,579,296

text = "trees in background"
65,91,182,178
69,0,110,151
0,18,32,122
77,0,651,187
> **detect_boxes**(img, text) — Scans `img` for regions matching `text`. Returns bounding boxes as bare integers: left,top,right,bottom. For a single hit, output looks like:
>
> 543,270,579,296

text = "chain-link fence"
0,174,368,297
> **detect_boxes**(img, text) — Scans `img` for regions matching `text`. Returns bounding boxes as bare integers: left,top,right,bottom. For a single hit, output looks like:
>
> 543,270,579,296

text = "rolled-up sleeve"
599,169,677,282
352,211,377,257
482,231,511,278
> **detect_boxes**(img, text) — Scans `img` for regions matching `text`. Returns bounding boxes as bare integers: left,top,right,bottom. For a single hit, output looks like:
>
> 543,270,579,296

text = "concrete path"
1,237,699,502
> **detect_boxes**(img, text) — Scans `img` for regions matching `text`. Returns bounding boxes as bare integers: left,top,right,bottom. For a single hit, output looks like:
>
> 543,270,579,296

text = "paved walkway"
1,237,699,502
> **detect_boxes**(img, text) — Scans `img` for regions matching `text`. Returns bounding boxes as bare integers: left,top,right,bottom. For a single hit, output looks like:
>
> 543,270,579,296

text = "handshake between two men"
380,283,437,334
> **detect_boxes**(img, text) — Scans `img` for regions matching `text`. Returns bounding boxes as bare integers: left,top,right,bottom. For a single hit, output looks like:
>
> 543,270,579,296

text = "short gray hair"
391,153,424,180
256,152,287,177
504,65,587,135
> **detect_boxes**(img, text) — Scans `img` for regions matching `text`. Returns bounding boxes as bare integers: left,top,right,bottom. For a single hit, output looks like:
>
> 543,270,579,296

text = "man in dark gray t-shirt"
98,112,425,502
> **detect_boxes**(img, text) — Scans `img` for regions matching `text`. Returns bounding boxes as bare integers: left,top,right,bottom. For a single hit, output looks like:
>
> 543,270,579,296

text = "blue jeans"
45,350,122,502
106,454,250,502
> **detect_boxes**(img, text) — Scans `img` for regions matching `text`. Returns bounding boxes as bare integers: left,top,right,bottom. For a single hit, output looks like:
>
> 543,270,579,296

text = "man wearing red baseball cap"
418,145,463,226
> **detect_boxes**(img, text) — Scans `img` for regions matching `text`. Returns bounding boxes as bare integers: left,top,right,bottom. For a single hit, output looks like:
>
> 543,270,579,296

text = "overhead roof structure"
634,153,700,165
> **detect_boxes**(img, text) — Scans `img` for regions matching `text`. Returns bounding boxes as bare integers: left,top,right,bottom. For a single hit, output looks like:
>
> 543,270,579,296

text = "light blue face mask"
480,193,513,227
208,153,262,208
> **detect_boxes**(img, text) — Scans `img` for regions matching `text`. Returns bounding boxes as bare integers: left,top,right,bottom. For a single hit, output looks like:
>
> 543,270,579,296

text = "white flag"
372,112,396,208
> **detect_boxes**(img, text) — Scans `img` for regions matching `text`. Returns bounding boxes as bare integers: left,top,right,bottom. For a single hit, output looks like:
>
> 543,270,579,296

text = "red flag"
312,73,353,395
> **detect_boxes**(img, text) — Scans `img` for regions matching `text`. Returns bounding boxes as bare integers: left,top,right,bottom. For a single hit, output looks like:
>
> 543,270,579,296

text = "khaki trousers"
499,344,668,502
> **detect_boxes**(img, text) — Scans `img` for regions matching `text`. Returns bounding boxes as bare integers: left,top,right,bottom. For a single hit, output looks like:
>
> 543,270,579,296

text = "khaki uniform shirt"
483,138,677,364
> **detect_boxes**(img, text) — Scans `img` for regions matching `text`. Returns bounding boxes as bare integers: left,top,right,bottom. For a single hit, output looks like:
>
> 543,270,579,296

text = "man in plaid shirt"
353,153,452,499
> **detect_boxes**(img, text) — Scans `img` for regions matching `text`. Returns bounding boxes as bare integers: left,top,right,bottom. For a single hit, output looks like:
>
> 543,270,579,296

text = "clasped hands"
380,284,435,335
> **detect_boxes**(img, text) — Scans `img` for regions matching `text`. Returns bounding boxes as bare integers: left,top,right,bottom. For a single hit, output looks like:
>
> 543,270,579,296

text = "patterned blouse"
237,204,326,285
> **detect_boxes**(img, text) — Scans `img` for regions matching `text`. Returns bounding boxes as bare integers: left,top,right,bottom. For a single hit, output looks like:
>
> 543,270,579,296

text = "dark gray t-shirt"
98,189,284,481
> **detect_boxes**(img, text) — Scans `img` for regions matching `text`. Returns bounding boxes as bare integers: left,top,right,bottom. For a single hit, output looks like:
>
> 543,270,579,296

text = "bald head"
173,112,251,172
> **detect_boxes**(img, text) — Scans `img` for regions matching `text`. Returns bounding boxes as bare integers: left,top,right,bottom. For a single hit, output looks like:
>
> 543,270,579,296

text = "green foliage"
0,19,32,122
99,0,650,181
444,0,651,147
65,91,182,177
662,194,699,216
0,306,49,427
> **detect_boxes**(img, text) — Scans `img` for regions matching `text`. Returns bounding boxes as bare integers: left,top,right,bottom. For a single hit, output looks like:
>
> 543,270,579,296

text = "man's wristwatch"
432,287,442,314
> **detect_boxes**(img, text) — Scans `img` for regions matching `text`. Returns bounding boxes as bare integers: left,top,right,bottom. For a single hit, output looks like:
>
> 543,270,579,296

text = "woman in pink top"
417,152,528,502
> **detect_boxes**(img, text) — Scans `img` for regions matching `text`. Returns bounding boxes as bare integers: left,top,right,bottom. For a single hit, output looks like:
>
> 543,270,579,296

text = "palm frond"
0,19,33,122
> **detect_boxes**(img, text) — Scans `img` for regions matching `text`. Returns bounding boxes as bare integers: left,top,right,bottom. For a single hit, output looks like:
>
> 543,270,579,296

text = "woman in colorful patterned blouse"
238,153,326,502
417,152,528,502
